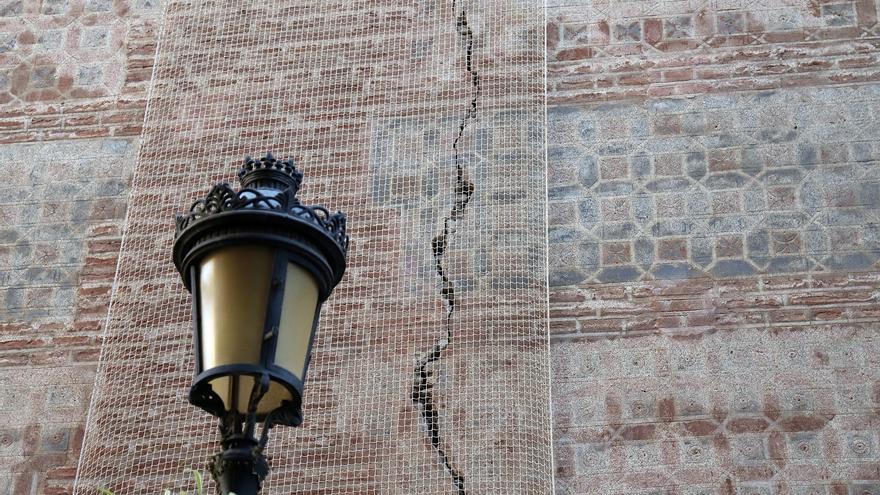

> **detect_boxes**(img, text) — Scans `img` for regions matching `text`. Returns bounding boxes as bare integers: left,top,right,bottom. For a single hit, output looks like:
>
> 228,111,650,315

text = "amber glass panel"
215,375,295,417
275,262,320,380
198,245,274,412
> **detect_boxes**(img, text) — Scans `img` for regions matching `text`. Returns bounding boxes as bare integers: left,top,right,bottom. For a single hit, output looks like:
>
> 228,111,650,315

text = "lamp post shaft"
211,436,268,495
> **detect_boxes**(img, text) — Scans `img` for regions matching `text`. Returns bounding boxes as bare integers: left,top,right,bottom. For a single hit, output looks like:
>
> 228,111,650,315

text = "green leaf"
97,488,115,495
184,469,204,495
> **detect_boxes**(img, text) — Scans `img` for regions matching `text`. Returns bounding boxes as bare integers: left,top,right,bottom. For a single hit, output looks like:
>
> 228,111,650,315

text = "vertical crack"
411,2,480,495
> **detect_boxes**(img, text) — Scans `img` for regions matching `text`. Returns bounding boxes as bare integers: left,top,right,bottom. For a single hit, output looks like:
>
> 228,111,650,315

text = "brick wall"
547,1,880,494
0,1,159,493
1,0,879,494
547,0,880,103
73,1,550,494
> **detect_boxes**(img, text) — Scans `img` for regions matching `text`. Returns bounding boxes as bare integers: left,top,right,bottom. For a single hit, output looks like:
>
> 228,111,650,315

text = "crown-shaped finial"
238,152,304,193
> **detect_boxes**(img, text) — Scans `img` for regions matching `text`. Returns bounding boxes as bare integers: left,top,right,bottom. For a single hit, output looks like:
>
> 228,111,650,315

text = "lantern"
173,153,347,494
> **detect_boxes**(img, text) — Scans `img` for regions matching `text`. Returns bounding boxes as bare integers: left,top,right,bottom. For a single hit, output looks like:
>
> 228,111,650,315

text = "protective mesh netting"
74,1,549,494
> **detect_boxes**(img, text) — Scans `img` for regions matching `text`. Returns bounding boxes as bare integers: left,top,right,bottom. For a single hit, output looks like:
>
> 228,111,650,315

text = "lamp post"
172,153,348,495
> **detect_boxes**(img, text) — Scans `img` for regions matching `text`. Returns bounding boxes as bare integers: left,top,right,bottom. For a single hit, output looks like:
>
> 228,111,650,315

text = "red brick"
789,290,875,306
618,424,656,440
663,68,693,82
577,318,625,333
778,414,833,432
555,47,592,61
550,319,578,335
644,19,663,45
681,420,718,436
549,289,586,303
550,307,596,319
658,398,675,421
0,339,46,350
45,466,77,479
726,417,770,433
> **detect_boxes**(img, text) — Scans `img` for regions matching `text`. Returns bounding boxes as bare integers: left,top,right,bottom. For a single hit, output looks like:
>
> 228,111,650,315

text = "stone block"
599,156,628,179
550,268,587,287
30,66,57,89
595,180,634,196
578,197,599,226
41,0,68,14
736,483,774,495
76,66,103,86
712,190,742,214
786,432,821,459
631,155,651,179
600,222,636,240
549,226,584,244
39,428,70,453
848,484,880,495
86,0,113,11
729,387,764,415
704,172,748,190
81,27,109,49
652,262,702,280
654,154,683,176
600,197,631,221
835,385,873,411
664,16,693,39
712,259,755,278
685,152,707,180
674,388,707,417
0,429,21,456
623,441,662,468
821,3,856,26
577,155,599,187
771,231,801,254
613,22,641,43
732,435,769,463
596,265,640,283
826,252,876,270
578,241,600,271
717,12,745,34
0,1,22,16
633,237,654,268
574,443,608,474
601,242,631,264
843,431,876,458
680,437,714,464
793,486,828,495
658,238,687,260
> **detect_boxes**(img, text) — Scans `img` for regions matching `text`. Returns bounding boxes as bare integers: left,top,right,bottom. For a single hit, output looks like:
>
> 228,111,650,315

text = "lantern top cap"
173,153,349,293
239,152,304,192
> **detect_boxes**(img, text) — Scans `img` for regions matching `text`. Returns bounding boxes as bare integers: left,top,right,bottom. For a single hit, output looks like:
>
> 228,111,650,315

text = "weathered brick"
0,0,877,492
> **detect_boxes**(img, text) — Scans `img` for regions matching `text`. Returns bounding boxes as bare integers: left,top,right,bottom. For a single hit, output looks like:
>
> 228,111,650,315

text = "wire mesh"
74,0,550,493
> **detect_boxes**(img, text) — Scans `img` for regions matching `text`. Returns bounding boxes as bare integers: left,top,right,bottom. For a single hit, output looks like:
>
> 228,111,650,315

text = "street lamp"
172,153,348,495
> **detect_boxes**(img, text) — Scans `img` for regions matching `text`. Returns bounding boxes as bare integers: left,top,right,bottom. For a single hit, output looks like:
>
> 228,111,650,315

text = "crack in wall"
411,2,480,494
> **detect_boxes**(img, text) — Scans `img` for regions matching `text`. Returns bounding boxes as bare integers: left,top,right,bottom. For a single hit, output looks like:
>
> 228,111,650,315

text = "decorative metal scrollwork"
174,154,348,255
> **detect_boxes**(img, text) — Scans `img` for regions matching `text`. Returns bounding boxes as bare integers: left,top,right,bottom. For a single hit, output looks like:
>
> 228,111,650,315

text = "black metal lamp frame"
173,154,348,495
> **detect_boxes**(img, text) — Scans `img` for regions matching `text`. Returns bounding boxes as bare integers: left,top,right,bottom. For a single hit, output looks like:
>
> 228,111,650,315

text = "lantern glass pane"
276,262,320,379
198,245,274,410
220,376,294,416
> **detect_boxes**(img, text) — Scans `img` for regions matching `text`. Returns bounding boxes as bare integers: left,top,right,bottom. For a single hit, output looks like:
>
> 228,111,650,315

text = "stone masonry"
0,1,159,494
547,1,880,494
549,85,880,287
0,0,879,494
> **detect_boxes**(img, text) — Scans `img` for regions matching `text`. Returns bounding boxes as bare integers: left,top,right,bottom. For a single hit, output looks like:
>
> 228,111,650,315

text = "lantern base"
211,436,269,495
